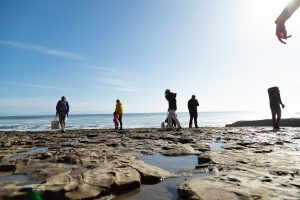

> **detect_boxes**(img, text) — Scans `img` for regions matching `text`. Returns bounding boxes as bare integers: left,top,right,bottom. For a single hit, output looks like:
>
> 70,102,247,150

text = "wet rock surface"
0,127,299,199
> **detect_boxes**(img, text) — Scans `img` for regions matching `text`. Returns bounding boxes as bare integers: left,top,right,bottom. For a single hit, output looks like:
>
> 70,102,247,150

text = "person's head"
113,111,117,116
116,99,120,103
192,95,196,99
165,89,170,95
61,96,66,101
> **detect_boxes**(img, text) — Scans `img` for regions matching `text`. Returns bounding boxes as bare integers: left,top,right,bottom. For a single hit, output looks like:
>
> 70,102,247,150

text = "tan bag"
51,116,60,129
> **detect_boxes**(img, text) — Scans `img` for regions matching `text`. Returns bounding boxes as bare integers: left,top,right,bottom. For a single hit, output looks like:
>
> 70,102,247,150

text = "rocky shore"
0,127,299,200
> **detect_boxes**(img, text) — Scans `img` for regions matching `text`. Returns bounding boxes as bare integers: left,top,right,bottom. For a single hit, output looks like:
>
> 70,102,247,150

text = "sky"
1,0,300,116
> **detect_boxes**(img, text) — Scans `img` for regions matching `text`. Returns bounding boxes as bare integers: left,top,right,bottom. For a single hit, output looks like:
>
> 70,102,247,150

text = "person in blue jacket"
56,96,70,133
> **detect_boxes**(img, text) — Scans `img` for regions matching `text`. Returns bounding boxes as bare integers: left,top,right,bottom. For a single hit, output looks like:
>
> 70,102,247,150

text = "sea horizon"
1,111,299,132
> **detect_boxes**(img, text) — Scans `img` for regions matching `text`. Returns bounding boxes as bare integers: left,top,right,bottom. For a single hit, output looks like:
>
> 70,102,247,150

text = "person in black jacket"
165,89,182,130
268,87,285,129
188,95,199,128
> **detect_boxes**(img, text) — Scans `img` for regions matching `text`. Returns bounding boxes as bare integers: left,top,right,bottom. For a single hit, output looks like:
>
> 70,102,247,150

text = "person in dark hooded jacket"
188,95,199,128
165,89,181,130
268,87,285,129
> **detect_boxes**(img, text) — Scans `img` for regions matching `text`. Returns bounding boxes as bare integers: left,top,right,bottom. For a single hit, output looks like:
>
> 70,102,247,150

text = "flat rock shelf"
0,127,300,200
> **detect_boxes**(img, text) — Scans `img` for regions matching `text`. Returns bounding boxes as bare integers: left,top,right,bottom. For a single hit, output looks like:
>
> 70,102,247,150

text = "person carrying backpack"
56,96,70,133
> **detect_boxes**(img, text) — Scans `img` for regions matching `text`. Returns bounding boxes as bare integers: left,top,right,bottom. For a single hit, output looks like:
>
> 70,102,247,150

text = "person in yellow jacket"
115,99,124,130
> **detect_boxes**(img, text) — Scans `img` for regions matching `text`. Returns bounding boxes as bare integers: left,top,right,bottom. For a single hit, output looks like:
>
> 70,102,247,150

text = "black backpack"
59,100,67,112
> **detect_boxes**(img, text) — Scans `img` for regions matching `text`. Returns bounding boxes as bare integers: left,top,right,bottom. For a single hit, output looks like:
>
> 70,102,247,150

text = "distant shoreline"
226,118,300,127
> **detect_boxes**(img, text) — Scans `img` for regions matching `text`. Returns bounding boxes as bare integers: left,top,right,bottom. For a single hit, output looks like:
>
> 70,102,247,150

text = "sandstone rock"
112,166,141,191
179,169,300,200
127,160,171,184
198,153,213,165
65,183,105,200
162,144,199,156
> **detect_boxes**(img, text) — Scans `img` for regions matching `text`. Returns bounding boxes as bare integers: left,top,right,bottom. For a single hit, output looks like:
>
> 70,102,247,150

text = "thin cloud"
77,64,118,72
0,98,54,107
115,87,139,92
0,40,86,61
94,77,123,87
5,81,71,91
92,78,139,92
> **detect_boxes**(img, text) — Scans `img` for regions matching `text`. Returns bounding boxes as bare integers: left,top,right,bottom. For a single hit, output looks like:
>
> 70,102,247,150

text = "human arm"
56,101,60,114
66,101,70,116
275,0,300,44
277,93,285,108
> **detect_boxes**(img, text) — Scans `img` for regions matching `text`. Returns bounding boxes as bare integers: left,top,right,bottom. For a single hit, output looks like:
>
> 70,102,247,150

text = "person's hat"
61,96,66,100
165,89,170,94
192,95,196,98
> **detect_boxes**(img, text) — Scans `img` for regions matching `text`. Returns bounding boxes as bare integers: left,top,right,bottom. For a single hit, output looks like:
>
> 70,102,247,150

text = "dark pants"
189,112,198,128
270,105,281,129
118,115,123,130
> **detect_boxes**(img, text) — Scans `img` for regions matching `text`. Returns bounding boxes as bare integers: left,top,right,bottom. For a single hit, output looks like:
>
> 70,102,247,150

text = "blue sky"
1,0,300,116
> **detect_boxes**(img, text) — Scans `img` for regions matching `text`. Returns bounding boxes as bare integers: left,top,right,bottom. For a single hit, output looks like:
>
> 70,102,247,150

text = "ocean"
0,111,299,131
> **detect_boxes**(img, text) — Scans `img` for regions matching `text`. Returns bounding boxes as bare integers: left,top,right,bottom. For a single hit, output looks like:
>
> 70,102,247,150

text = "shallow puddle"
139,153,198,173
0,147,48,167
209,142,224,151
0,174,43,186
113,173,209,200
0,147,48,186
7,147,48,162
286,142,300,149
113,153,210,200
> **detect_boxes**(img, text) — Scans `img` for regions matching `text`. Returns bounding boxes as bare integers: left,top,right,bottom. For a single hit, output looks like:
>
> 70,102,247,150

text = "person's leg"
59,113,63,132
271,107,276,128
172,111,181,128
61,113,66,132
119,115,123,130
189,112,193,128
172,119,176,128
114,120,118,129
276,108,282,129
167,110,174,129
194,113,198,128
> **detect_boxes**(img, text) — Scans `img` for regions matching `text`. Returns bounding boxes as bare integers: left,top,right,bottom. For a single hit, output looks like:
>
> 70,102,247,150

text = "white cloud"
92,77,140,92
0,98,114,115
115,87,139,92
94,77,123,86
0,40,86,61
77,64,118,72
5,81,71,90
0,98,54,107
